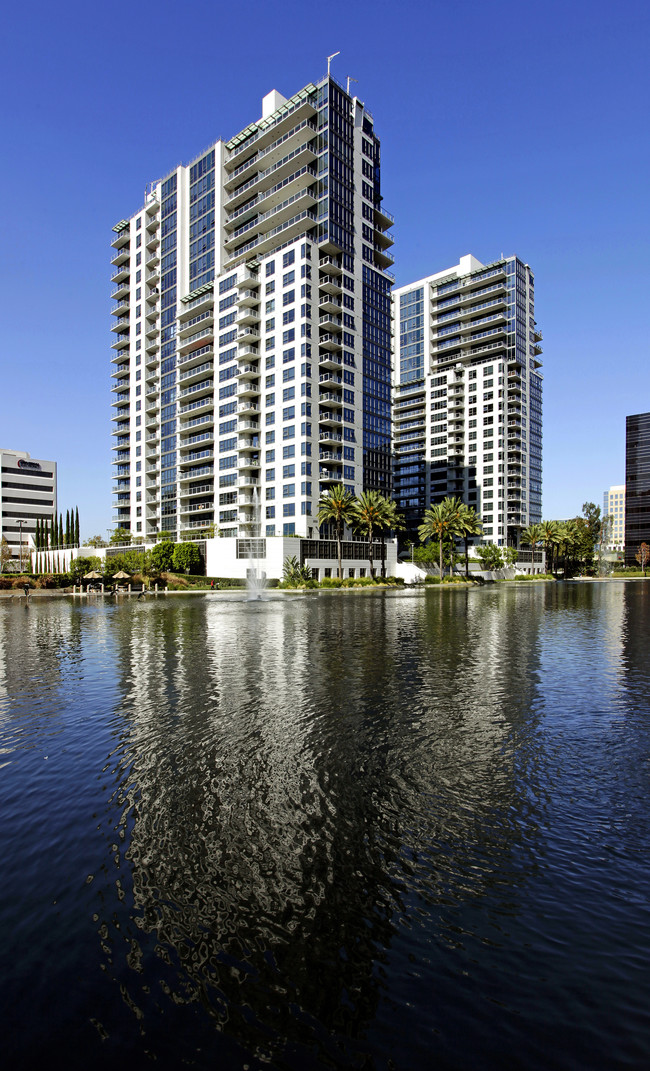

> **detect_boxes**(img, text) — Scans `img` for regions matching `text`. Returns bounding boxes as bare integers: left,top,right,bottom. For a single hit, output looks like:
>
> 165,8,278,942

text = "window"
266,487,275,500
266,260,275,276
283,289,295,305
266,280,275,294
283,503,295,516
282,250,295,268
266,507,275,519
283,484,295,498
266,468,275,481
283,406,295,421
283,464,295,478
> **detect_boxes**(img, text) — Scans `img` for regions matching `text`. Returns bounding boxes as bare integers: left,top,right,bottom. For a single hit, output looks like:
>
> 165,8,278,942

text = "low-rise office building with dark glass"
625,411,650,565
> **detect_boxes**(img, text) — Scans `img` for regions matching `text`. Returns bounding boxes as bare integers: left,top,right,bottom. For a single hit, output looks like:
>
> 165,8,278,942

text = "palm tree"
521,523,543,549
539,519,561,577
457,504,483,579
418,497,464,579
352,491,386,578
317,484,356,580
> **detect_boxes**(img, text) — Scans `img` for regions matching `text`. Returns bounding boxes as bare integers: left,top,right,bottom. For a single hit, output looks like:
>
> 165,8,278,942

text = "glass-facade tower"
392,254,543,545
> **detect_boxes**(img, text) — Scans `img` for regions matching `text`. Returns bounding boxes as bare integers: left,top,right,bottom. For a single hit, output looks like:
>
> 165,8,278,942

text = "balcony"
111,247,130,267
236,363,259,380
179,360,214,386
111,332,131,350
318,410,343,427
319,373,342,387
236,268,260,289
237,343,259,360
319,451,342,464
319,392,343,408
319,430,342,445
111,262,130,283
319,313,343,332
374,204,394,231
319,468,343,484
179,378,213,401
238,475,260,488
178,308,213,337
238,419,259,433
238,326,260,344
236,306,260,326
146,231,160,252
237,399,260,416
111,279,130,300
319,352,343,371
319,333,342,353
111,227,130,248
237,437,260,452
237,381,261,399
111,299,130,317
319,294,342,314
319,256,342,276
236,288,260,308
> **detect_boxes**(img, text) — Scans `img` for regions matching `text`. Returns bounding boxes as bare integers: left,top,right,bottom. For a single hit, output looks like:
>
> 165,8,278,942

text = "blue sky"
1,0,648,539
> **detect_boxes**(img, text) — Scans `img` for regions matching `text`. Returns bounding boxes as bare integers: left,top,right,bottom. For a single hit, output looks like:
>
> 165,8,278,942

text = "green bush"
424,575,441,584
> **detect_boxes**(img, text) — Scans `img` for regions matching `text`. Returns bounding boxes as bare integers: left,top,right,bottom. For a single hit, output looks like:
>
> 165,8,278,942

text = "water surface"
1,584,649,1069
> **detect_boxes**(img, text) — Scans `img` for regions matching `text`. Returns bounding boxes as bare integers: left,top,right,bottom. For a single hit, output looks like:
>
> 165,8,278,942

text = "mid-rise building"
111,78,393,542
625,412,650,565
602,484,625,550
0,449,57,565
392,254,543,545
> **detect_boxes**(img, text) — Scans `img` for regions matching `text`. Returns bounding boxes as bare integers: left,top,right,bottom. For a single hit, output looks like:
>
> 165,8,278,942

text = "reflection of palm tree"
317,484,355,580
419,498,464,578
457,504,482,579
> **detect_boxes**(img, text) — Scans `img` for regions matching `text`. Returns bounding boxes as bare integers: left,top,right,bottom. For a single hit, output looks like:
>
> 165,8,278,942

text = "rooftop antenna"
327,51,340,75
347,75,358,95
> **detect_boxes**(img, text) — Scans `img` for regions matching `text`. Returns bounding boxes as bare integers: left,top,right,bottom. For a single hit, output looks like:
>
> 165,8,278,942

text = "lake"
1,583,649,1069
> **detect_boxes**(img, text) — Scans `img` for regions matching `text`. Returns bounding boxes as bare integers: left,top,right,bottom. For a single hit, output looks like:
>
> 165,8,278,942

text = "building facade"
602,484,625,550
111,79,393,542
392,254,543,545
625,412,650,565
0,449,57,565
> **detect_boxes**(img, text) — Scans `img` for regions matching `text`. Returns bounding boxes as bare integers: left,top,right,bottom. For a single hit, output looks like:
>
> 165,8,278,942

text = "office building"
625,412,650,565
392,254,543,545
0,449,57,565
111,78,393,542
602,484,625,550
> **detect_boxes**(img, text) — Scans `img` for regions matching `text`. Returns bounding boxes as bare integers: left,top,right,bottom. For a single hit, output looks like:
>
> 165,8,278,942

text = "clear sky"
1,0,648,539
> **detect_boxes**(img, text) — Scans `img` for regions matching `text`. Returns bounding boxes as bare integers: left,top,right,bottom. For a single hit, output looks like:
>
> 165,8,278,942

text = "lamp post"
18,518,25,573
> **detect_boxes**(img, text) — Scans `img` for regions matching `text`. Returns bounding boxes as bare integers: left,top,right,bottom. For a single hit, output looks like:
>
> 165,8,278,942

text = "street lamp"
18,518,25,572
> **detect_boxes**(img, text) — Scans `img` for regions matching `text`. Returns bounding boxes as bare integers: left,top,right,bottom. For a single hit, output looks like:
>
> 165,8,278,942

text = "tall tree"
65,509,70,547
636,542,650,576
74,507,80,546
457,504,483,579
419,497,464,579
317,484,356,580
59,513,64,548
352,491,386,579
540,519,561,577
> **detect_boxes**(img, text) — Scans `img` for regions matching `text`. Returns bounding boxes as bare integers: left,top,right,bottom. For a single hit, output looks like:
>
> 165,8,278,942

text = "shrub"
424,575,441,584
320,577,344,588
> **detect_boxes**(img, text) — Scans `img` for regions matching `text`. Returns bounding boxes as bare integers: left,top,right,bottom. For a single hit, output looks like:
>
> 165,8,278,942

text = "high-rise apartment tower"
602,484,625,550
392,254,543,545
111,79,394,541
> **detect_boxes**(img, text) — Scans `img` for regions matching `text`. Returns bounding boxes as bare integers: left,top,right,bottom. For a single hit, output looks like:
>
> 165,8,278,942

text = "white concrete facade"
0,449,57,565
33,536,398,582
111,77,394,548
392,255,543,547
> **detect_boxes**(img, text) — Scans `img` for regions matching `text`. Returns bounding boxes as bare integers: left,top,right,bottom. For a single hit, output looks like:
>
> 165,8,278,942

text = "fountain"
246,487,267,601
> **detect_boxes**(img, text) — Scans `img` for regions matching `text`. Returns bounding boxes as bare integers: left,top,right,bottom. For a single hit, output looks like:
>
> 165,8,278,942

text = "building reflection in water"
89,588,556,1064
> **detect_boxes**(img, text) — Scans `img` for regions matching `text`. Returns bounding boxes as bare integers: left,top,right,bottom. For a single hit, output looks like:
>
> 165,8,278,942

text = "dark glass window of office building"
625,412,650,564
